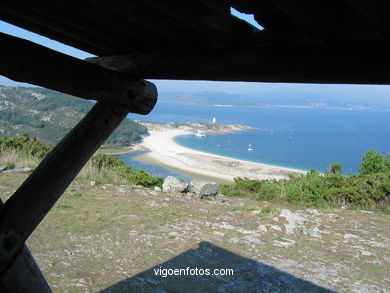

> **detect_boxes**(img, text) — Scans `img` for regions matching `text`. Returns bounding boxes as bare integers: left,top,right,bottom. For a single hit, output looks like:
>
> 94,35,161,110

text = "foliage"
91,153,163,188
5,162,15,170
359,149,387,174
327,162,343,175
0,133,53,159
384,153,390,172
221,171,389,209
221,151,390,210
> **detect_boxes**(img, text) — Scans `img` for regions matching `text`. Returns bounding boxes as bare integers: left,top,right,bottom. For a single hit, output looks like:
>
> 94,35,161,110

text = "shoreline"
134,129,306,182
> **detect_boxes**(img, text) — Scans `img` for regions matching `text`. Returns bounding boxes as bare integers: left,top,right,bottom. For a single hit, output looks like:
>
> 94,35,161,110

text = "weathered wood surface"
87,41,390,84
0,102,133,275
0,32,157,114
0,244,52,292
0,200,51,292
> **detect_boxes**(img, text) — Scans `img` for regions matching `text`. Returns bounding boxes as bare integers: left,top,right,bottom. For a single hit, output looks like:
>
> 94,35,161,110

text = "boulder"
0,165,6,172
162,176,188,193
190,180,219,197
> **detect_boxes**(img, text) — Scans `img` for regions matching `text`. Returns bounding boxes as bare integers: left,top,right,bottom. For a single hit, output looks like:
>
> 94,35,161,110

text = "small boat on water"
195,131,206,137
247,143,253,151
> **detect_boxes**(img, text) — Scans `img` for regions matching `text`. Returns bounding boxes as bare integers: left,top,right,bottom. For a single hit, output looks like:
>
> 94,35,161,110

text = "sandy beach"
135,129,306,182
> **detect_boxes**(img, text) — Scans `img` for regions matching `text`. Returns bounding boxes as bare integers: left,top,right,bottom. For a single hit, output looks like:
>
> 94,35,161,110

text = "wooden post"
0,199,51,292
0,94,155,276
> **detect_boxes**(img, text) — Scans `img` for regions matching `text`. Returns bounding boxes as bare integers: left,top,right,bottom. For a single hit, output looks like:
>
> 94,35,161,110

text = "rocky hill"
0,86,147,145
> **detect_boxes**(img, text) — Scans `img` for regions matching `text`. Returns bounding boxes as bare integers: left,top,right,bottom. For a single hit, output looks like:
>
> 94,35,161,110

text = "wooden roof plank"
265,0,385,42
88,0,210,50
140,0,235,46
50,0,178,53
87,41,390,84
0,1,119,55
347,0,390,39
13,0,141,54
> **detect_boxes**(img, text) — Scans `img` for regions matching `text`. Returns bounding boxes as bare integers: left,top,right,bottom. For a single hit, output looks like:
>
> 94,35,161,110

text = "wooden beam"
0,33,157,114
87,41,390,85
0,232,51,290
0,102,132,274
0,199,51,292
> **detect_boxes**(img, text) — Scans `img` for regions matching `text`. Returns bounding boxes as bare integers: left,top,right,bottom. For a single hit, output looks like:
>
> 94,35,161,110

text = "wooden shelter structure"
0,0,389,291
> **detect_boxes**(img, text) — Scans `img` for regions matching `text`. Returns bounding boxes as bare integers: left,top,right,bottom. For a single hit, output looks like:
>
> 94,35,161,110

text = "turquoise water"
129,103,390,175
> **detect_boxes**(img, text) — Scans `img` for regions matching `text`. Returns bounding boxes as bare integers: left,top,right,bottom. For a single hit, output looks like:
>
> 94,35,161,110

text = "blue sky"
1,16,390,99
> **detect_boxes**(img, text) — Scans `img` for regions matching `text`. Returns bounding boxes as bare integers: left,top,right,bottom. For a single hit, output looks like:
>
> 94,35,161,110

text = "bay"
129,103,390,175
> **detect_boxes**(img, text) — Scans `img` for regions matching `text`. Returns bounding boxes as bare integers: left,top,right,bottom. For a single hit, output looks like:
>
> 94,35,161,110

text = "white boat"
247,143,253,151
195,132,206,137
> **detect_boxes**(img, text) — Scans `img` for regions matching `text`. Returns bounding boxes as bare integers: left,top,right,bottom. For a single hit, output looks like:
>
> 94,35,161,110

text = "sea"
119,102,390,180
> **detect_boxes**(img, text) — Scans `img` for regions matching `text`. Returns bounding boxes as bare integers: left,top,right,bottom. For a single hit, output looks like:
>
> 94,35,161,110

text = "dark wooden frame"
0,34,157,292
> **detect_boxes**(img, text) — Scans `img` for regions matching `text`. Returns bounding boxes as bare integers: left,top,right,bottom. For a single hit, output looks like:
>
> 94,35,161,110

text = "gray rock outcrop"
162,176,188,193
190,180,219,197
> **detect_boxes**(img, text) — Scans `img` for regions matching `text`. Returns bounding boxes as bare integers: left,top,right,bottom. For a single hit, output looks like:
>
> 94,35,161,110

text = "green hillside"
0,86,147,145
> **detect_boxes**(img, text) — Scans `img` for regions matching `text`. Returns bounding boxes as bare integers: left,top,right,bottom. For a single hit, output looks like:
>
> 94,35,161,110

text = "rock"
270,225,282,232
90,181,96,186
306,208,321,216
344,233,360,239
258,224,268,232
307,226,322,239
154,186,161,192
3,167,32,173
274,238,296,248
243,234,262,244
0,165,6,171
230,237,241,244
279,208,307,235
162,176,188,193
168,232,180,237
190,179,219,197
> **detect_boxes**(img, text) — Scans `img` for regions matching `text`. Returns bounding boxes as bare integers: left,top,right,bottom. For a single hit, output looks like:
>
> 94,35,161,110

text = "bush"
359,149,386,174
5,162,15,170
0,133,52,159
220,161,389,210
327,162,343,175
90,153,163,188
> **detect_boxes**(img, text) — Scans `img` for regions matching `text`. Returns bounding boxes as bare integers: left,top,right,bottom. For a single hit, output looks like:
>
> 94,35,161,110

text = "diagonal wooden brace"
0,81,156,288
0,199,51,292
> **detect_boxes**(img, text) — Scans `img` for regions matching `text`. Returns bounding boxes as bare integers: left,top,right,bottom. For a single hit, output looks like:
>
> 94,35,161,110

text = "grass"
0,149,42,169
97,146,134,154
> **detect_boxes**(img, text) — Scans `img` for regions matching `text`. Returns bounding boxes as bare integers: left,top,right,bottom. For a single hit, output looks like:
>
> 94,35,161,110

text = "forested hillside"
0,86,147,145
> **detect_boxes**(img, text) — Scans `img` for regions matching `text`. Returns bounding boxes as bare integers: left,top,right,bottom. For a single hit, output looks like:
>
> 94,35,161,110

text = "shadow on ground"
100,241,334,293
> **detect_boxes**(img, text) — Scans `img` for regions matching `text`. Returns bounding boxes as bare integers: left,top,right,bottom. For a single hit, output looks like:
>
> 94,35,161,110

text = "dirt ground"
1,173,389,292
